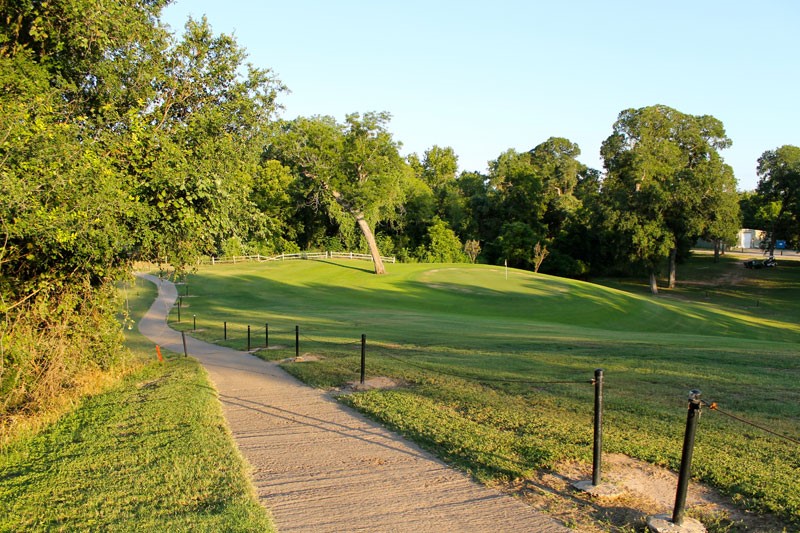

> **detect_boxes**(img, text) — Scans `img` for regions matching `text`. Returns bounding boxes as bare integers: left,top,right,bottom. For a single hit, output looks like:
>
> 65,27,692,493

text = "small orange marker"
155,345,164,362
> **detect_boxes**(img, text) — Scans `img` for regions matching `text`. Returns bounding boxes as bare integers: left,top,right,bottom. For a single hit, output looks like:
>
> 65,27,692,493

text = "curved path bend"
136,273,567,532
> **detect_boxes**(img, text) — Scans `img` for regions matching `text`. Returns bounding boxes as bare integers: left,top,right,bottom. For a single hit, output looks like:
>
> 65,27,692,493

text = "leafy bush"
415,217,468,263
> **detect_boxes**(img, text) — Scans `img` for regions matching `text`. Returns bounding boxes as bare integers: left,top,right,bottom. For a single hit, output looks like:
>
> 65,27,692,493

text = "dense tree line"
0,0,284,419
2,1,798,418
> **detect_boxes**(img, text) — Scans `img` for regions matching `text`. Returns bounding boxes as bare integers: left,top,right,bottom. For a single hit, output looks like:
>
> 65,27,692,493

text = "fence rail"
201,251,396,265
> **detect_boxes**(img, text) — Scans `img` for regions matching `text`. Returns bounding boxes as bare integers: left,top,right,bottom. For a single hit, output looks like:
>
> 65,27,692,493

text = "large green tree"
485,149,546,267
399,146,465,259
1,2,285,418
600,105,737,293
479,138,591,273
0,0,171,417
756,145,800,252
126,16,284,269
701,166,741,262
0,0,171,297
529,137,583,233
266,113,409,274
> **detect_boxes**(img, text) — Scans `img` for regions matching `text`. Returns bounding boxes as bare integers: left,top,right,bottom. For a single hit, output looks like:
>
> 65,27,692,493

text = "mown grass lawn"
0,278,274,532
174,255,800,528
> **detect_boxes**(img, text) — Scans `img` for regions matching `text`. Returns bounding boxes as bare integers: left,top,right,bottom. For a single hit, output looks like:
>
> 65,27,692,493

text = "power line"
702,399,800,446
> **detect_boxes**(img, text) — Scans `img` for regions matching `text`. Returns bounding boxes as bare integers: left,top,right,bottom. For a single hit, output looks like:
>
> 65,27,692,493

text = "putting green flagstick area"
173,256,800,528
0,279,275,532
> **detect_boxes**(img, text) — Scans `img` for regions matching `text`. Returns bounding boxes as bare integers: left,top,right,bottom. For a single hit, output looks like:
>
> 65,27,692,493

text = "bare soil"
336,376,406,393
285,353,325,362
504,454,787,532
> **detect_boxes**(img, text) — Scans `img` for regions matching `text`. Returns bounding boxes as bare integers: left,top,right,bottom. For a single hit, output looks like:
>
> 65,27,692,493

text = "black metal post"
224,321,227,340
181,331,188,357
672,389,702,526
360,334,367,385
265,323,269,349
592,368,604,486
295,325,299,358
193,314,196,331
247,325,251,351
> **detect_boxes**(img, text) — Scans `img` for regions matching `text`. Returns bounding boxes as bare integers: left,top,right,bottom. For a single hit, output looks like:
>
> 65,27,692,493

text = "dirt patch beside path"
506,453,786,532
335,376,406,394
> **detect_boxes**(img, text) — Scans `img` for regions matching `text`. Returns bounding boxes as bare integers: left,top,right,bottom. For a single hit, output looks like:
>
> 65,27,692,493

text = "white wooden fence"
202,251,396,266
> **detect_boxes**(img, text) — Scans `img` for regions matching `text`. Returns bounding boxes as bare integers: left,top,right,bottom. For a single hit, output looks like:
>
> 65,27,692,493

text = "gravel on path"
136,273,568,532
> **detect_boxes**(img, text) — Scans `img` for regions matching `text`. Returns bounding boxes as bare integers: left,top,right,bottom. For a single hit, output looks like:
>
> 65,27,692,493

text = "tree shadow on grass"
314,260,374,273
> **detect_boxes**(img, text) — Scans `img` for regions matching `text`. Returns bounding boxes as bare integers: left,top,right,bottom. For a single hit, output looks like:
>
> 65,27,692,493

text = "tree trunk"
356,215,386,275
649,271,659,295
668,247,677,289
328,187,386,275
713,240,720,263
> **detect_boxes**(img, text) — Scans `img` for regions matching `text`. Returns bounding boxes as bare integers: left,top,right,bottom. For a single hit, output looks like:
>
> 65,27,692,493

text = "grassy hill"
175,255,799,527
184,256,800,341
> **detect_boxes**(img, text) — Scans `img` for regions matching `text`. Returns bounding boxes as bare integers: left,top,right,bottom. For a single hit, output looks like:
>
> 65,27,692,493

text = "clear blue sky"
161,0,799,191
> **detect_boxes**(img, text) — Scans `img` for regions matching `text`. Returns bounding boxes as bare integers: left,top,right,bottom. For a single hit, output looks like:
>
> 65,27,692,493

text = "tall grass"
1,280,136,447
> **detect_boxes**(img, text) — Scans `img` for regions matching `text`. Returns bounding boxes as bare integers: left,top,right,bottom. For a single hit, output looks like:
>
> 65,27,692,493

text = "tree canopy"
599,105,739,293
265,113,408,274
1,1,284,417
756,145,800,252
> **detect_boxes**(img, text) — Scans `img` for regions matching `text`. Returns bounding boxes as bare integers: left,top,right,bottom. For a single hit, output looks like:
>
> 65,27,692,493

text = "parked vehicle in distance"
744,256,778,269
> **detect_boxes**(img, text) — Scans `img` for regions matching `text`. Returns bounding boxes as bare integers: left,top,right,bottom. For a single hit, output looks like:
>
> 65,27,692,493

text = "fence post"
592,368,604,486
224,321,227,340
247,325,251,351
672,389,703,526
295,325,300,358
360,334,367,385
265,323,269,349
181,331,188,357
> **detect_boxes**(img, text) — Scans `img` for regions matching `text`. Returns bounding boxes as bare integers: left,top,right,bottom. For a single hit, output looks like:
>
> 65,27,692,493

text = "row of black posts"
217,322,367,378
221,321,283,353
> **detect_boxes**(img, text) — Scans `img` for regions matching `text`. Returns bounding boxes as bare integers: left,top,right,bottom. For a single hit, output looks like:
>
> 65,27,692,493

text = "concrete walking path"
136,274,567,532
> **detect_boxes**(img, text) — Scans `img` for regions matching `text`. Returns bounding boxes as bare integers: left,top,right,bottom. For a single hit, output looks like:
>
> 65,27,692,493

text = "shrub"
1,281,124,440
